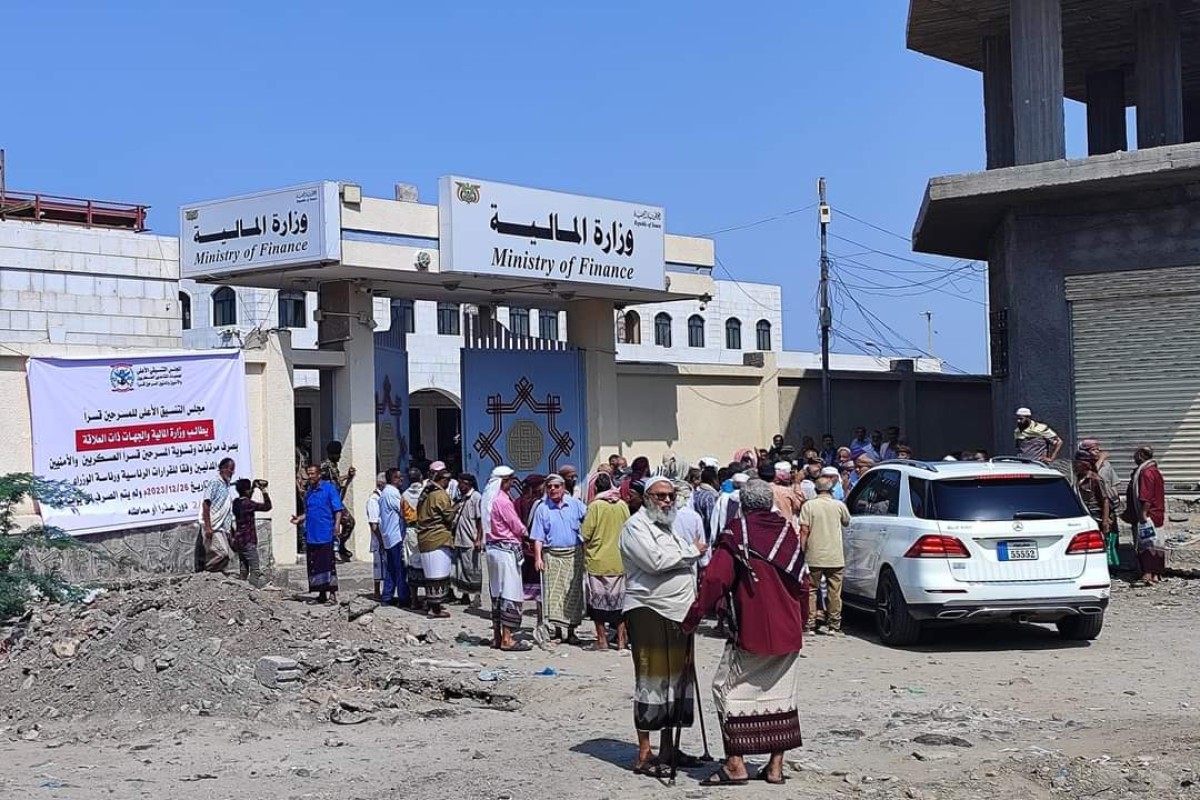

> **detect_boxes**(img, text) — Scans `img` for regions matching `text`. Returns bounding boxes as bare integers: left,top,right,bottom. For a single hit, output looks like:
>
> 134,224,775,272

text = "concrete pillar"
263,331,298,566
982,33,1016,169
1009,0,1066,165
1135,0,1184,148
987,215,1075,456
893,360,919,454
1086,68,1129,155
317,280,377,561
565,299,620,473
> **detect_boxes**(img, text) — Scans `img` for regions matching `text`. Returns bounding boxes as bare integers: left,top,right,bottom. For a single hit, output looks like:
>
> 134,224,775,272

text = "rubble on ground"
0,573,519,727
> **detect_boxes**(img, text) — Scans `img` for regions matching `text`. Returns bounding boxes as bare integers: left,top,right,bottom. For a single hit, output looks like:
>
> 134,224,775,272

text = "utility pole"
818,178,832,438
921,310,935,356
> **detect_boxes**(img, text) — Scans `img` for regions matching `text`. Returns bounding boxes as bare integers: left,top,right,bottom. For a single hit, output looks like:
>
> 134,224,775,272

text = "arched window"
654,312,672,347
756,319,772,351
278,291,307,328
725,317,742,350
688,314,705,348
437,302,460,336
509,307,530,337
212,286,237,327
623,310,641,344
179,291,192,331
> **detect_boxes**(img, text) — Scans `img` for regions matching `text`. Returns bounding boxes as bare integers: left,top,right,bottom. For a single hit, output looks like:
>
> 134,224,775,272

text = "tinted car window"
848,470,900,516
930,477,1086,522
909,477,930,519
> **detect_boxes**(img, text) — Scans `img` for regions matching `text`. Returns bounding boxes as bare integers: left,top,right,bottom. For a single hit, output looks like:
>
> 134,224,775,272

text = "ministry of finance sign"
179,182,342,278
437,176,666,291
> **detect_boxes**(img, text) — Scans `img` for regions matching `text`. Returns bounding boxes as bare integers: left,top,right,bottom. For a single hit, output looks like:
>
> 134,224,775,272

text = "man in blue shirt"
378,467,409,607
291,464,344,604
531,473,588,645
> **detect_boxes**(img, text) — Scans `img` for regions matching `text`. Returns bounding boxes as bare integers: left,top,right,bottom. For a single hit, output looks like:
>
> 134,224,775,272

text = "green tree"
0,473,89,619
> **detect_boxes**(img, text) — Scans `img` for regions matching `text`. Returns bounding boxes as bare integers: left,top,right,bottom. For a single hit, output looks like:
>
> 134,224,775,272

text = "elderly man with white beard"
619,475,709,778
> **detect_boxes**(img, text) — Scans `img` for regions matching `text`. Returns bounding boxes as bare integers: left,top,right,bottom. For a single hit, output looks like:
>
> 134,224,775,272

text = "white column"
566,300,621,472
323,281,378,561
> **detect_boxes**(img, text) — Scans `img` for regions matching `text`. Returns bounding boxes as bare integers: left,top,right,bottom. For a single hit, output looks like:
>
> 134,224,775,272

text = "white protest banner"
27,352,252,535
438,176,666,291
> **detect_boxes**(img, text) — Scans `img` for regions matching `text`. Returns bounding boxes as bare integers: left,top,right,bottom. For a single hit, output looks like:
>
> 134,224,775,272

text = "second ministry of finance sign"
179,182,342,278
437,176,666,291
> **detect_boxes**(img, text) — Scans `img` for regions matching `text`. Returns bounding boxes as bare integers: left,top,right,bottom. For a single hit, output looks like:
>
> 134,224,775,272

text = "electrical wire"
700,203,819,237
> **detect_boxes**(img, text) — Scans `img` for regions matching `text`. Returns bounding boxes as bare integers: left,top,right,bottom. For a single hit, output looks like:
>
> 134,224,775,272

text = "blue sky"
5,2,1095,372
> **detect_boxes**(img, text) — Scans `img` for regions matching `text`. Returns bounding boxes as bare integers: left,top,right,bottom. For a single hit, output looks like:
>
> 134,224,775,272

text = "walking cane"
696,652,710,762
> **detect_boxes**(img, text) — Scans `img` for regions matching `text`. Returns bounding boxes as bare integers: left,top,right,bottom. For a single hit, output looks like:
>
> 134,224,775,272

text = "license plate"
998,540,1038,561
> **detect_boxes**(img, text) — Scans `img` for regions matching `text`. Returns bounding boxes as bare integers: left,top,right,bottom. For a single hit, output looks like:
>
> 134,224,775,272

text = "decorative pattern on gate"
473,376,575,472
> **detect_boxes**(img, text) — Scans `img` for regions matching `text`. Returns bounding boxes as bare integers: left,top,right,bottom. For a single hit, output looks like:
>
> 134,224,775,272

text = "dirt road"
2,576,1198,800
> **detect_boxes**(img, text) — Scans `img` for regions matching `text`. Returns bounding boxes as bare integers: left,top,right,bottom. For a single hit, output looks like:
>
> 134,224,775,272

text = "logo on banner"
110,363,137,392
455,181,481,204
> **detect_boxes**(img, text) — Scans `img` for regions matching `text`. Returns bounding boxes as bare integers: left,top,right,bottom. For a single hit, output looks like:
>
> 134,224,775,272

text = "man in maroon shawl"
1125,445,1167,584
683,478,805,786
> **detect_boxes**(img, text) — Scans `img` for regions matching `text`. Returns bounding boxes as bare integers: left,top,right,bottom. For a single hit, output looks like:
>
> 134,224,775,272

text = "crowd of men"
190,414,1171,786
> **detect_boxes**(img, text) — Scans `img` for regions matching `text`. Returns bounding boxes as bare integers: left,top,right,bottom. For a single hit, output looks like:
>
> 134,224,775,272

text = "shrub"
0,473,90,620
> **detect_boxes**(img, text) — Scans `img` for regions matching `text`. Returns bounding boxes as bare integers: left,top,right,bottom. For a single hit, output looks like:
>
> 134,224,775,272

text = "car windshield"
930,476,1085,522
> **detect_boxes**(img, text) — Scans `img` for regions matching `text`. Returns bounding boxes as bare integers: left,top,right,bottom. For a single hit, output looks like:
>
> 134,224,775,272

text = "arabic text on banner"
27,352,253,535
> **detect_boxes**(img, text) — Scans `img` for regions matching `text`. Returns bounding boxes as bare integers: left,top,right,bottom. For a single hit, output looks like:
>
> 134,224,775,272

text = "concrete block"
0,289,16,309
54,294,77,314
255,655,302,689
0,270,29,291
116,278,145,298
65,275,95,296
75,296,101,314
26,311,47,332
131,318,149,336
9,311,27,329
119,297,142,316
17,290,46,311
0,310,10,329
42,273,65,294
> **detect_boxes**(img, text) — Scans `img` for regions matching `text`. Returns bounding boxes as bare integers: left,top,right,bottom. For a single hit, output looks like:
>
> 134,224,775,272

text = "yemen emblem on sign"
455,181,481,204
109,363,136,392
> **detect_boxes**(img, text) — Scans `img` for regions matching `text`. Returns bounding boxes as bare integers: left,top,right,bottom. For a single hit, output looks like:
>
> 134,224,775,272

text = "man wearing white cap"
484,466,530,651
1014,408,1062,464
531,473,588,645
797,475,851,636
771,462,804,526
820,466,846,501
620,475,708,775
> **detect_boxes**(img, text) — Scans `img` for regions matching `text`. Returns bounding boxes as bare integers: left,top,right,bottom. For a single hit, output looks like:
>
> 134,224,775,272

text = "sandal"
700,767,749,786
427,610,451,619
499,642,532,652
753,770,786,785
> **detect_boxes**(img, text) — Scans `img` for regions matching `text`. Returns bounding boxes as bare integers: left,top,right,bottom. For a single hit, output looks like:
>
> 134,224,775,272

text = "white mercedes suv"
840,457,1111,647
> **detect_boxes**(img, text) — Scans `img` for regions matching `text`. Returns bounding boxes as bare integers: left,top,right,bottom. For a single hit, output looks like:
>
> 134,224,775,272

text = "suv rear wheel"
876,570,922,647
1056,612,1104,641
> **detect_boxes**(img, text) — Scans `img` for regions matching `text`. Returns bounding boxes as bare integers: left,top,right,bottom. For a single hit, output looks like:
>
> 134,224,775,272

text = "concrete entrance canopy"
182,179,715,565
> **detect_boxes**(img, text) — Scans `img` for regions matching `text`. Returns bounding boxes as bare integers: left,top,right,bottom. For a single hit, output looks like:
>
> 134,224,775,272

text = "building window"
725,317,742,350
212,286,237,327
538,309,559,340
398,299,415,334
437,302,460,336
278,291,307,328
509,307,530,337
622,310,641,344
179,292,192,331
756,319,772,351
688,314,705,348
654,313,672,347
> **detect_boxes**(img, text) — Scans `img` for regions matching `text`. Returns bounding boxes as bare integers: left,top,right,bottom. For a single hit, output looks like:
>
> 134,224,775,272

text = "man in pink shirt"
486,466,531,651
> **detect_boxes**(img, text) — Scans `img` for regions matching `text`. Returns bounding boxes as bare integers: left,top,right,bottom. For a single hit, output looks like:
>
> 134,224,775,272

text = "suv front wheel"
876,570,922,647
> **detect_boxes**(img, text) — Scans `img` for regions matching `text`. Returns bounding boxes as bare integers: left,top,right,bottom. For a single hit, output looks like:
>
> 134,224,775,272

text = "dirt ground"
2,572,1198,800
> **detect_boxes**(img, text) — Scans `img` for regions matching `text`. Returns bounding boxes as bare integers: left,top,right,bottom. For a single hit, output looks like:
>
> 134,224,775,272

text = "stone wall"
22,521,276,585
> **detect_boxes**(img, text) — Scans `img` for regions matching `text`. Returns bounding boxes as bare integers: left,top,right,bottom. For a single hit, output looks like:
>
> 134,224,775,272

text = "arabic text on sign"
75,420,216,453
